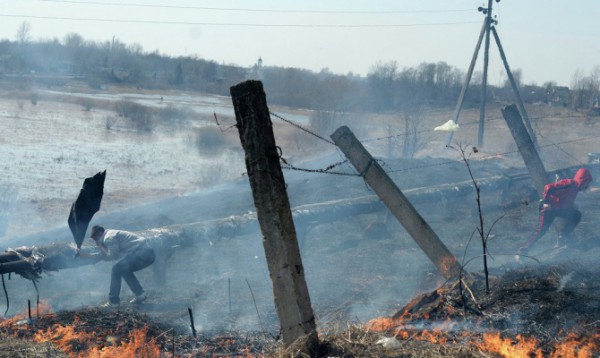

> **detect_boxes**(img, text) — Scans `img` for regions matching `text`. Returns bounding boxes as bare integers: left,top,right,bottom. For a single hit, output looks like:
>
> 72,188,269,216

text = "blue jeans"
108,247,155,304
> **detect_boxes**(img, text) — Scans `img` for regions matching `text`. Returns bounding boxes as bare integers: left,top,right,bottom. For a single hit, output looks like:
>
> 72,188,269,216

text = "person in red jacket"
518,167,593,255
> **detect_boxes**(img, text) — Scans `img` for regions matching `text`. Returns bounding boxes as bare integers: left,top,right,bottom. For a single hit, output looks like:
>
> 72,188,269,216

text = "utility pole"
230,80,318,355
478,0,493,148
446,0,537,149
492,27,537,148
445,19,487,147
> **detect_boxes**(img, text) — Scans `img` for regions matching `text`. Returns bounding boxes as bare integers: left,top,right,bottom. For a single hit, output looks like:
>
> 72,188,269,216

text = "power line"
37,0,475,15
0,14,480,28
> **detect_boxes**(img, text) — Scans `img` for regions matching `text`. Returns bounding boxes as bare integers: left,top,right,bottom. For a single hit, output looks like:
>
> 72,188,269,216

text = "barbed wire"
362,128,434,142
271,111,398,175
270,109,499,145
286,127,595,176
213,112,237,132
386,134,598,174
536,131,586,166
358,114,507,143
359,113,589,144
243,109,596,177
280,157,359,176
269,111,336,145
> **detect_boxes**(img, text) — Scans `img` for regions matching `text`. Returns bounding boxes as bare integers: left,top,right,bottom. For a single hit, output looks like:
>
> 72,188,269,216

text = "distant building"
247,57,263,80
522,85,547,104
545,85,571,107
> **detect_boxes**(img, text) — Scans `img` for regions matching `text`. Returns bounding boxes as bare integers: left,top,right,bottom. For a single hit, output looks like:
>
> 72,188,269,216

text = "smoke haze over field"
1,85,599,337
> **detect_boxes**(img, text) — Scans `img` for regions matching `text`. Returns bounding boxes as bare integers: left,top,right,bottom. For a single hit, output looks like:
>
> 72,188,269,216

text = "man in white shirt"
77,225,155,307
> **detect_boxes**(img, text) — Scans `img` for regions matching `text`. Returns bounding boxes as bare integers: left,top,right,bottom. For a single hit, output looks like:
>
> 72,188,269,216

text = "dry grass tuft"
0,335,66,358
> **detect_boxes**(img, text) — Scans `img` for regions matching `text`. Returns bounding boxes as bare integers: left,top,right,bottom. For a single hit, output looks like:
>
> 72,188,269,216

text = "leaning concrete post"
501,104,549,196
331,126,461,279
230,80,318,354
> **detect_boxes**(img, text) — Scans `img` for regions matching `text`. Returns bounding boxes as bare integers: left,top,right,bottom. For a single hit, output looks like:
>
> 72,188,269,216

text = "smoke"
0,150,551,337
557,271,574,292
0,182,16,238
2,157,592,338
0,181,51,241
3,86,597,339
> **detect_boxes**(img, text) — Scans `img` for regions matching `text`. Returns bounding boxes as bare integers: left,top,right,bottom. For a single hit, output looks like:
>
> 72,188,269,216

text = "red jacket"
541,168,592,209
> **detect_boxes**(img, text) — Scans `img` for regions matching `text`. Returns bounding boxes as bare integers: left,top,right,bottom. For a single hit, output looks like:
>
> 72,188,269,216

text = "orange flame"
0,300,53,327
439,256,460,278
33,324,161,358
365,317,394,332
549,332,600,358
368,311,600,358
366,316,456,345
419,329,448,345
476,333,543,358
33,324,96,353
87,327,161,358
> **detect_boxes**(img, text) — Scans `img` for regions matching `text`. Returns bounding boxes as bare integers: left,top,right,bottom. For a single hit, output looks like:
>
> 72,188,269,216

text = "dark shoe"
129,293,147,304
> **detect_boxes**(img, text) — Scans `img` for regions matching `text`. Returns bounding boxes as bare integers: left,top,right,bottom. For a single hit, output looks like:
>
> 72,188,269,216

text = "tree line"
0,29,598,114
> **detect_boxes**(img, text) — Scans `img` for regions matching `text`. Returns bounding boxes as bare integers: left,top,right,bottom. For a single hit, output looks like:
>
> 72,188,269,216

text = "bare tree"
503,68,522,89
569,68,600,110
15,21,31,43
588,66,600,108
367,61,399,111
128,43,144,55
451,144,503,294
570,69,588,110
64,33,84,48
400,104,423,158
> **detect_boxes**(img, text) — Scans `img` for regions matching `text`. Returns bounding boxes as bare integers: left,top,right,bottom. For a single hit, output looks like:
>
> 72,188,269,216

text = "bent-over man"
77,225,155,308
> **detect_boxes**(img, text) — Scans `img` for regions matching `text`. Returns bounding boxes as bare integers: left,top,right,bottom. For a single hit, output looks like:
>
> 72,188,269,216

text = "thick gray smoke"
0,156,439,336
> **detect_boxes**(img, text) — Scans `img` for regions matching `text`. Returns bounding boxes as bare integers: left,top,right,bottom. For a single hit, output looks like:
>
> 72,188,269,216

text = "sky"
0,0,599,87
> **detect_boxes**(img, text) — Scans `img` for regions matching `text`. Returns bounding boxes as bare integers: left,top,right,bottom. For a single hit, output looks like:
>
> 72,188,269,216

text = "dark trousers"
521,207,582,253
108,247,155,303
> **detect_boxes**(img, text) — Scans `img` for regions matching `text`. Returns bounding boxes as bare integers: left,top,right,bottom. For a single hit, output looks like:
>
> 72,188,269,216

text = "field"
0,82,599,356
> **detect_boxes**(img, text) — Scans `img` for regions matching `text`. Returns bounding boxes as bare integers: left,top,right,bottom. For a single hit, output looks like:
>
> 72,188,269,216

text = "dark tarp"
68,171,106,248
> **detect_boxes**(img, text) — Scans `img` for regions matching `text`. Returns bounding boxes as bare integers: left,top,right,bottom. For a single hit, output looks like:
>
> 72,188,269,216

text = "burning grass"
311,323,480,358
0,307,276,357
359,263,600,357
2,262,600,357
